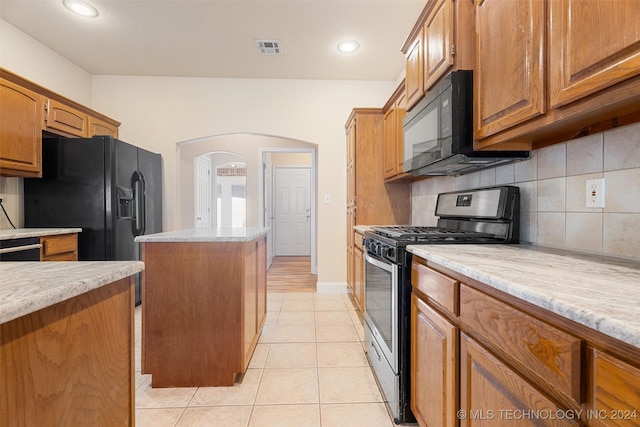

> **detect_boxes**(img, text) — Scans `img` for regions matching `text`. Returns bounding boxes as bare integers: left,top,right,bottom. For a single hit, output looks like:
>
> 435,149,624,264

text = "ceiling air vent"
255,40,282,55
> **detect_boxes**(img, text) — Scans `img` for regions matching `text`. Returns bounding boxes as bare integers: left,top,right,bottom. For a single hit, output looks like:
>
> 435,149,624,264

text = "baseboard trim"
316,282,348,293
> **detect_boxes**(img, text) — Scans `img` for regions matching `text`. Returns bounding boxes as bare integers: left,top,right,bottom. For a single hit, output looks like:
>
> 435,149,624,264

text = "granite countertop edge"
0,228,82,240
0,261,144,324
407,244,640,349
135,227,270,243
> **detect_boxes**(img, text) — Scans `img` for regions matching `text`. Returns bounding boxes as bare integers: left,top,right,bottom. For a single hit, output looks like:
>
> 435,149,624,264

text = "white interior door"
275,167,311,256
263,156,274,267
195,155,211,228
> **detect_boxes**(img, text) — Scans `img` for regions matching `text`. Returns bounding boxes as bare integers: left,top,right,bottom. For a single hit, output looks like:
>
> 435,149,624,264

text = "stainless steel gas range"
362,185,520,424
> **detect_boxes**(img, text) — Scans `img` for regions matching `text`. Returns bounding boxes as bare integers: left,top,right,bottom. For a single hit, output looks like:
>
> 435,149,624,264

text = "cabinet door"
475,0,545,139
46,99,88,137
405,31,424,110
346,119,356,207
549,0,640,108
0,78,43,177
89,116,119,138
411,294,457,427
424,0,454,91
395,92,406,174
589,349,640,427
354,246,364,312
460,333,578,427
383,106,397,179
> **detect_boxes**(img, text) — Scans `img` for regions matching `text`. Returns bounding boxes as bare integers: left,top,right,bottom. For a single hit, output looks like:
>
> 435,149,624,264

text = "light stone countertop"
134,227,270,243
407,244,640,349
0,261,144,324
0,228,82,240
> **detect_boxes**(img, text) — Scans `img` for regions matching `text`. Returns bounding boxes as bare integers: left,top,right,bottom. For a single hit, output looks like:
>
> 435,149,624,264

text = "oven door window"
364,254,397,364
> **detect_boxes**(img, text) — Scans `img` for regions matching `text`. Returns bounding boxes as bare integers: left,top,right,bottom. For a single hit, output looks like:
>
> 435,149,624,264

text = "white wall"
0,18,93,229
89,76,396,284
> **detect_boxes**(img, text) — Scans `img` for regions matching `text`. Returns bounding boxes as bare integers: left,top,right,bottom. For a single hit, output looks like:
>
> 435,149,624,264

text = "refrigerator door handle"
132,171,146,236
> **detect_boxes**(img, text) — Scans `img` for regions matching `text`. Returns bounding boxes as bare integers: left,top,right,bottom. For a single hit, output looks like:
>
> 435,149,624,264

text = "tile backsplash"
411,121,640,260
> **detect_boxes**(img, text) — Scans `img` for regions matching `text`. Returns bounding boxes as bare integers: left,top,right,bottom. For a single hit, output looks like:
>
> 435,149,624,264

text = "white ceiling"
0,0,425,81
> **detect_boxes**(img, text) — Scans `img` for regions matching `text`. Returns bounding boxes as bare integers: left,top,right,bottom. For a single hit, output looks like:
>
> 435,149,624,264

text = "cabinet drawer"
40,234,78,260
460,284,582,403
411,261,458,315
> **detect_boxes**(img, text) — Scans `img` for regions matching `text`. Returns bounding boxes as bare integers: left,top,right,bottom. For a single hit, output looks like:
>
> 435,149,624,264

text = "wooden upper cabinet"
383,106,397,179
383,83,408,180
89,116,119,138
45,98,88,137
346,118,356,207
405,31,424,111
423,0,454,91
0,78,43,177
475,0,545,139
549,0,640,109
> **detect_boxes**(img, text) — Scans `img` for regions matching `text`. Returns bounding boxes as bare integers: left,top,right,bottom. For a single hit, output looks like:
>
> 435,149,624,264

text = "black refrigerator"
24,136,162,306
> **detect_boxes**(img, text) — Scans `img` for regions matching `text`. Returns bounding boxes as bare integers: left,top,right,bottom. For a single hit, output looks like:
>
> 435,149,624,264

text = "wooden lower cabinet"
40,233,78,261
353,233,364,312
141,236,267,387
460,333,578,427
1,277,135,426
589,349,640,427
411,293,458,427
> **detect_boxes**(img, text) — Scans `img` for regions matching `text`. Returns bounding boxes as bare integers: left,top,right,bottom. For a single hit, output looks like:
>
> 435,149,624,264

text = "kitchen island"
135,227,269,387
0,261,143,426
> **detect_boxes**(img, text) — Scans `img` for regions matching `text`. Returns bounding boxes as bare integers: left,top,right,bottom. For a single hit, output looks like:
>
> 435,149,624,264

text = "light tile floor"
134,292,396,427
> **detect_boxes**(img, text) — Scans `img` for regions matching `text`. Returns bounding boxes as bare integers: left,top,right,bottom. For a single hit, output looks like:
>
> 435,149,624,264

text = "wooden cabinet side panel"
460,333,578,427
475,0,545,139
353,111,410,225
549,0,640,108
142,242,243,387
0,78,43,177
383,106,397,179
243,240,258,370
411,294,458,427
1,278,134,426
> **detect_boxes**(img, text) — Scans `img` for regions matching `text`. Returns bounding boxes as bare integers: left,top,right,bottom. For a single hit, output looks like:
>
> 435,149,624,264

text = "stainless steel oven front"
363,252,400,420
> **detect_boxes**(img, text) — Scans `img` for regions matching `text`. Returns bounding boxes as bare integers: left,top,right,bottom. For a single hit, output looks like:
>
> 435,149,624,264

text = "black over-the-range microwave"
402,70,529,176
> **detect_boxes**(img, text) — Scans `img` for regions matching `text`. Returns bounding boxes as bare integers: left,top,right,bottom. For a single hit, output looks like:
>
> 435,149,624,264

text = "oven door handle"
365,253,393,273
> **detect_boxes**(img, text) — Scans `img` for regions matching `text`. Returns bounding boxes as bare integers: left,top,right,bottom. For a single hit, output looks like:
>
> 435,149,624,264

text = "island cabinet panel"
141,236,267,387
460,333,579,427
0,277,135,426
548,0,640,109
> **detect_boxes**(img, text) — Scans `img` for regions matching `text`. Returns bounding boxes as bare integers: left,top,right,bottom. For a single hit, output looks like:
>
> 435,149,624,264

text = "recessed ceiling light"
337,40,359,53
63,0,99,18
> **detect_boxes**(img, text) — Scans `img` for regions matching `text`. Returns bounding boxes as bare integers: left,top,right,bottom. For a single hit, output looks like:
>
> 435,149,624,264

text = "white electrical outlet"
585,178,605,208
